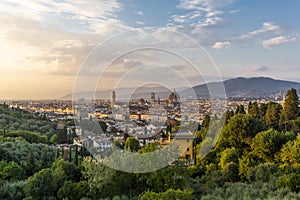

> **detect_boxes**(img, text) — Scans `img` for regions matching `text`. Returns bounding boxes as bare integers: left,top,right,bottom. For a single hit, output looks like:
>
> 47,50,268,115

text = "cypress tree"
74,145,79,166
282,88,299,121
68,147,72,162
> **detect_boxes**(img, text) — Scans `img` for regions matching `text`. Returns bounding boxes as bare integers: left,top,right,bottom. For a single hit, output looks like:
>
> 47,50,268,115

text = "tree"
248,102,259,118
282,88,299,122
235,105,246,115
68,147,72,162
124,137,140,152
24,168,56,199
248,163,279,182
216,114,266,151
0,161,25,181
74,145,79,165
40,147,50,169
52,159,81,188
278,135,300,170
224,110,234,125
265,103,282,130
25,149,37,176
219,148,240,171
252,129,294,162
140,188,195,200
239,152,264,179
57,180,88,200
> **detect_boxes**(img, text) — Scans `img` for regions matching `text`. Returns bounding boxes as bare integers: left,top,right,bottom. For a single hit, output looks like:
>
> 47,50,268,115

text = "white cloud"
240,22,282,39
172,0,234,29
134,11,144,16
0,0,125,34
136,21,145,25
229,9,240,14
262,36,297,48
212,41,231,49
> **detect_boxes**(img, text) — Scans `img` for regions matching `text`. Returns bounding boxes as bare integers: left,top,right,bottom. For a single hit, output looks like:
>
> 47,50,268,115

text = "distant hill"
181,77,300,98
62,77,300,100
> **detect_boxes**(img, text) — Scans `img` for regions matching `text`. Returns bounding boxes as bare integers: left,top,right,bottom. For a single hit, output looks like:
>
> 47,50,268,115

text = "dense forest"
2,88,300,199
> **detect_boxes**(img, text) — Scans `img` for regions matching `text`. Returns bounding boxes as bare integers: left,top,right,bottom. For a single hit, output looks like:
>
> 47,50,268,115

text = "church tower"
111,90,116,108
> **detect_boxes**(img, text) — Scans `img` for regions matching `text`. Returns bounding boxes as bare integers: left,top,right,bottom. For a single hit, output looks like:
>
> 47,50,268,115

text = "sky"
0,0,299,99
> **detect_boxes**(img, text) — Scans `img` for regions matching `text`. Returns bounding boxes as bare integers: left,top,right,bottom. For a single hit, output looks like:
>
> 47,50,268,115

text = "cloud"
229,9,240,14
240,22,283,39
0,0,126,34
122,59,144,68
246,65,271,72
173,0,234,27
212,41,231,49
262,36,297,48
136,21,145,25
134,11,144,16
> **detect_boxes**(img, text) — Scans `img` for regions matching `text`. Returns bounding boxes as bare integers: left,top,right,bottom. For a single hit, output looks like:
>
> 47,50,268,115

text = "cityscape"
1,0,300,199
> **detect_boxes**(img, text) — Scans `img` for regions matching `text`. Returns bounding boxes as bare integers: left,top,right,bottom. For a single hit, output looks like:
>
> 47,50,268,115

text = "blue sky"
0,0,299,99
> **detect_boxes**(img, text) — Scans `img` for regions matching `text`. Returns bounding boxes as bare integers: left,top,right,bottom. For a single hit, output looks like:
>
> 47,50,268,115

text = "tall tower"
282,93,286,107
111,90,116,108
150,92,155,104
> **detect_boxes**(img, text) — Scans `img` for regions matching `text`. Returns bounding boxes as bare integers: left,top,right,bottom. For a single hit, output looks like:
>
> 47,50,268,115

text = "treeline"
0,104,56,139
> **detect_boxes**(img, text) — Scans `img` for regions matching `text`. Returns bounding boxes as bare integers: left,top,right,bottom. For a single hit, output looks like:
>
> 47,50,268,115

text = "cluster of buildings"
2,91,284,164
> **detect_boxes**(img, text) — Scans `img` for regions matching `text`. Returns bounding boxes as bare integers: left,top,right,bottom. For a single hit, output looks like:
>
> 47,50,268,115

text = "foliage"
3,130,48,143
201,182,300,200
0,180,26,200
216,114,266,152
124,137,140,152
252,129,295,162
282,88,299,122
24,168,57,199
265,102,282,130
57,180,89,200
0,105,56,139
0,160,26,181
140,188,195,200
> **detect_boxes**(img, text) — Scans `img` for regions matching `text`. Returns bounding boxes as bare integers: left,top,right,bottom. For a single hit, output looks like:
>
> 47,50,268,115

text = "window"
187,147,189,151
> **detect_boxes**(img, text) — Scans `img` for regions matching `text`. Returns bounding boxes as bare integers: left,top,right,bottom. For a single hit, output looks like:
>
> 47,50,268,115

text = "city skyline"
0,0,299,99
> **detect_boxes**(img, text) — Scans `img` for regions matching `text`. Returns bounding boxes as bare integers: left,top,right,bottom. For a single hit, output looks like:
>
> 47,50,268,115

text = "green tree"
278,135,300,170
282,88,299,125
0,161,25,181
124,137,140,152
252,129,295,162
239,152,264,179
259,103,268,120
24,168,56,199
265,103,282,130
40,147,50,169
25,149,37,176
140,188,195,200
74,145,79,165
235,105,246,115
52,159,81,188
219,148,240,170
248,163,279,182
248,102,259,118
57,180,88,200
216,114,266,151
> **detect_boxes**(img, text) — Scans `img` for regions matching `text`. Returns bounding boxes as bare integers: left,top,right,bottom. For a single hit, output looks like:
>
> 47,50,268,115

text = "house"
136,133,160,147
169,131,195,161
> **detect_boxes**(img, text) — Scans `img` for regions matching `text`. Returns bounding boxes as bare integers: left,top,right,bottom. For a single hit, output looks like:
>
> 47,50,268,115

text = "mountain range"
63,77,300,100
181,77,300,98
